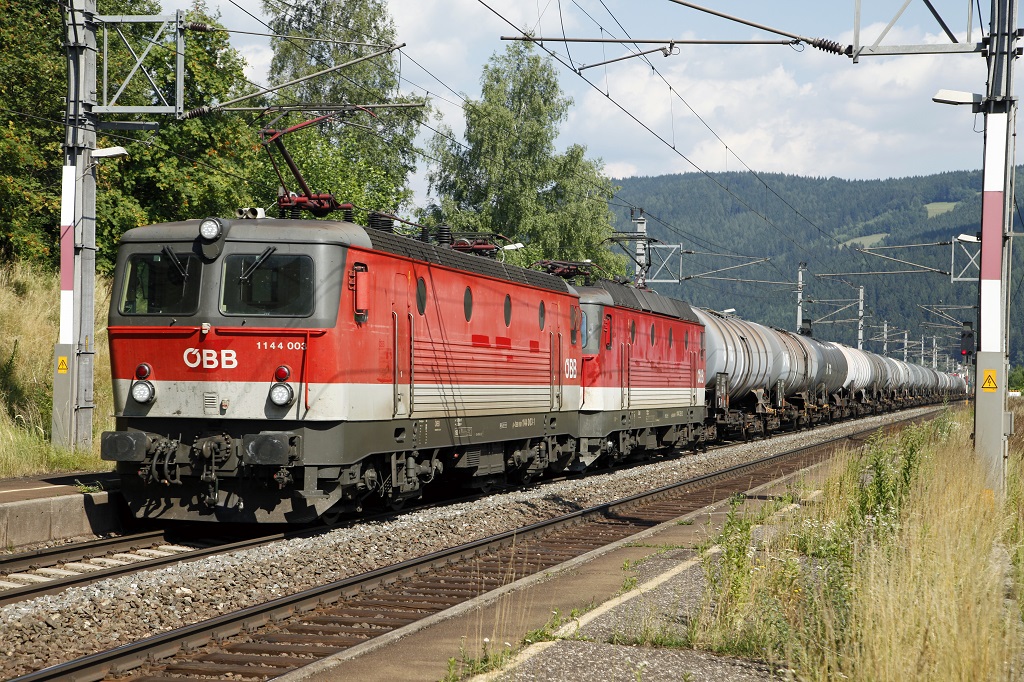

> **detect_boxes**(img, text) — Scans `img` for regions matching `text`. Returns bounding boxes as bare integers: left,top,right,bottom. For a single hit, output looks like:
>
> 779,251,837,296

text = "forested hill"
609,168,1023,366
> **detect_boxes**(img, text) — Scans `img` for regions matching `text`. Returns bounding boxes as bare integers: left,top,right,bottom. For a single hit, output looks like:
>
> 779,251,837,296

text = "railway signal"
961,322,975,359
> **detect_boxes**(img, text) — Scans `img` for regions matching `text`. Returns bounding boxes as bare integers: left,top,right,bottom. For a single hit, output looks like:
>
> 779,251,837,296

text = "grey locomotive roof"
577,281,700,323
365,228,571,294
120,218,376,248
121,217,571,295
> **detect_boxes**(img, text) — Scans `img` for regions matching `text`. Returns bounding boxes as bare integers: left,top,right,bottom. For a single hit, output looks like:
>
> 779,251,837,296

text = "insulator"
438,225,452,246
368,211,394,232
182,106,212,119
184,21,216,32
420,225,431,243
289,207,301,220
810,38,847,55
343,207,354,222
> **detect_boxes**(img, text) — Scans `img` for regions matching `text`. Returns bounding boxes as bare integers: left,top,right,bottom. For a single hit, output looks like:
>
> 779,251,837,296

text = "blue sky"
166,1,993,203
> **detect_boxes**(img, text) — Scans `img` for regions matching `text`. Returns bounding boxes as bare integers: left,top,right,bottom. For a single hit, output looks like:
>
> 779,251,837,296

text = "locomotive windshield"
220,253,315,316
119,251,201,315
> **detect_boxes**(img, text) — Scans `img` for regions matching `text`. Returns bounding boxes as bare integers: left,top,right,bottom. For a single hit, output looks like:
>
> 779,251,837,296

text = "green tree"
0,0,67,264
260,0,426,216
1008,365,1024,391
94,0,263,271
0,0,263,271
427,42,621,274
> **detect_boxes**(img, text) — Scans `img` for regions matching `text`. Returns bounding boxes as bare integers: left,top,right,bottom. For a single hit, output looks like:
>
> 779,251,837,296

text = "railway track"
0,409,904,610
0,528,344,609
9,410,940,682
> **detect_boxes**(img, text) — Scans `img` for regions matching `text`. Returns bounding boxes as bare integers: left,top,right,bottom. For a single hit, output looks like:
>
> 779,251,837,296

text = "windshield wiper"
161,245,188,281
239,246,277,282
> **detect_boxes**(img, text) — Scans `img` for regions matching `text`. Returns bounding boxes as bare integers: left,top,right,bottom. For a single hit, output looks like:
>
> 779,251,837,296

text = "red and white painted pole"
51,165,77,448
52,0,97,450
59,166,76,347
973,0,1018,497
975,106,1013,497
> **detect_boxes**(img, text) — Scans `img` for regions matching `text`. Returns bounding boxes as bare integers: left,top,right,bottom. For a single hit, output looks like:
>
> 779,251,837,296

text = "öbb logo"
183,348,238,369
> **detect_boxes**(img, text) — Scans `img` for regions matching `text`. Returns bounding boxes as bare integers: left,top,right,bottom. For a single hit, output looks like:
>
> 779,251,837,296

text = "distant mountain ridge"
609,168,1021,366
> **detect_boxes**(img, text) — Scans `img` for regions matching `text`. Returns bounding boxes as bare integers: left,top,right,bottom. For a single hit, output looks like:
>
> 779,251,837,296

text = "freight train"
100,214,967,523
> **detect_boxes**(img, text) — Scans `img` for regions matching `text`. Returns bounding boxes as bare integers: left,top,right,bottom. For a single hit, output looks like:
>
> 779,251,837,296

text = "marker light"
269,382,295,407
199,217,223,241
135,363,151,380
274,365,291,382
131,380,156,404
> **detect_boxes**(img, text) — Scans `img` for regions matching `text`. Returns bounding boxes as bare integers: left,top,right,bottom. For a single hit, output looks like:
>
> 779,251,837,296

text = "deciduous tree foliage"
259,0,426,217
94,0,262,271
427,42,621,274
0,0,66,263
0,0,262,271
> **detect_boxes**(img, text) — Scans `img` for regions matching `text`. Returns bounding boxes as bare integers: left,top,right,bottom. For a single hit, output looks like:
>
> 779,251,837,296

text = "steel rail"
0,530,167,575
0,526,338,608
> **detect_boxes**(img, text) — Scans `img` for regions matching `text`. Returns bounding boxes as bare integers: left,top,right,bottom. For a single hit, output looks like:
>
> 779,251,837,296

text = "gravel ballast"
0,407,940,677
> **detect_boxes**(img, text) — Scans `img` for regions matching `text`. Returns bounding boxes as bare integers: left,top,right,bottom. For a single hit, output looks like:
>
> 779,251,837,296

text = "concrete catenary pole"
52,0,98,450
632,208,647,287
796,262,806,332
973,0,1017,497
857,285,864,350
52,7,185,450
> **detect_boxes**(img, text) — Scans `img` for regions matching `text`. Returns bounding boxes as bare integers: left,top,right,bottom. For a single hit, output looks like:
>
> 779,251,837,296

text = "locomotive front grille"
204,392,219,416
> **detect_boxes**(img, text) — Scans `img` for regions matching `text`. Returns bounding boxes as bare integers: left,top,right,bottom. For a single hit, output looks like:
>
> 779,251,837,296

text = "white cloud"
604,160,638,178
557,15,993,184
157,2,1003,202
239,44,274,88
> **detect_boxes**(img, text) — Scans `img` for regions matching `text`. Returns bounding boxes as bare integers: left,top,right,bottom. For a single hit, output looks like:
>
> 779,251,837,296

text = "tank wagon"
695,308,965,439
100,214,965,523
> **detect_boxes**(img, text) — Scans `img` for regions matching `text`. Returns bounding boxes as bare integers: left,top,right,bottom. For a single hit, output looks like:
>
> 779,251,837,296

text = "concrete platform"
277,462,829,682
0,473,123,550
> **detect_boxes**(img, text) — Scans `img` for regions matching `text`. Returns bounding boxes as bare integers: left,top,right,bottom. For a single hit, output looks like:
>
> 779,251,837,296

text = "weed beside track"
0,262,110,477
683,405,1023,680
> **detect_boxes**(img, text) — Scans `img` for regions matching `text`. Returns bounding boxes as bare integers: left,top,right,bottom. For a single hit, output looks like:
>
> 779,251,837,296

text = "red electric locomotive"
575,281,707,465
102,216,594,522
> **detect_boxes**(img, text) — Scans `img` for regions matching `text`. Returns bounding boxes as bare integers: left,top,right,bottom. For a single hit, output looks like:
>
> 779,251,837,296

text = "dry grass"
688,406,1023,681
841,414,1015,680
0,262,111,477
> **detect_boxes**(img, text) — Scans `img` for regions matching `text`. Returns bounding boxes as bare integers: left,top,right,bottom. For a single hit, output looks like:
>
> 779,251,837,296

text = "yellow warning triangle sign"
982,371,997,390
57,356,68,374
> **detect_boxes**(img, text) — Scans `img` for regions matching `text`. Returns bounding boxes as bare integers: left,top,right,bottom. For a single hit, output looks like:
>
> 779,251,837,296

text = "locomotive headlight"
269,382,294,407
198,217,223,241
131,380,156,404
